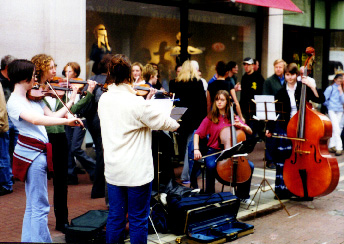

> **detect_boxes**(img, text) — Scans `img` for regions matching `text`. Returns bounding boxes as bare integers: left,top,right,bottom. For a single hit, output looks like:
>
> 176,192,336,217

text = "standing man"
239,57,265,139
253,59,260,72
262,59,286,169
263,59,286,96
0,55,16,190
0,81,12,196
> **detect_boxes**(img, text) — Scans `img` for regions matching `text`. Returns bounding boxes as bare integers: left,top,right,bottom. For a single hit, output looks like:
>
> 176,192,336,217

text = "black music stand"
248,95,290,216
247,95,290,216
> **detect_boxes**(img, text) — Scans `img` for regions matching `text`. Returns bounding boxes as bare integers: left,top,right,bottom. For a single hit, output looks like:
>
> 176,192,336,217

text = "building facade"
0,0,342,89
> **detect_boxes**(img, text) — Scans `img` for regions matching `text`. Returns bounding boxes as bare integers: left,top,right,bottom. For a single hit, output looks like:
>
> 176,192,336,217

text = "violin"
102,82,174,98
216,104,252,185
52,77,88,93
283,47,339,198
27,82,73,101
134,84,173,98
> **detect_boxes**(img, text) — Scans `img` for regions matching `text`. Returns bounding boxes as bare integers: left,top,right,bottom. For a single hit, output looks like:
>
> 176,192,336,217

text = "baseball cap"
243,57,254,65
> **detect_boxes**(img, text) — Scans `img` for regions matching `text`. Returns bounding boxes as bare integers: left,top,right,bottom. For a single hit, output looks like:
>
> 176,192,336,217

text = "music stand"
248,95,290,216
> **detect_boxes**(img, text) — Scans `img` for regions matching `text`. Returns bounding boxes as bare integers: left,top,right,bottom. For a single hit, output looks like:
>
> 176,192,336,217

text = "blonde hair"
175,60,200,82
273,59,286,71
142,64,158,82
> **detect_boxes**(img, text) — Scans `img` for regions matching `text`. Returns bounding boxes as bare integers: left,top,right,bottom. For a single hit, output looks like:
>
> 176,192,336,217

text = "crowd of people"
0,52,342,243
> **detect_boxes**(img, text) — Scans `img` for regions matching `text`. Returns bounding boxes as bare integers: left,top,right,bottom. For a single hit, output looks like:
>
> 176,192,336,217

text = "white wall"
261,8,284,79
0,0,86,78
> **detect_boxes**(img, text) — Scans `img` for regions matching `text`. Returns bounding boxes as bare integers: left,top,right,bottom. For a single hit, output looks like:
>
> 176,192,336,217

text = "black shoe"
75,167,86,174
0,187,13,196
67,176,79,185
56,223,69,234
91,193,105,199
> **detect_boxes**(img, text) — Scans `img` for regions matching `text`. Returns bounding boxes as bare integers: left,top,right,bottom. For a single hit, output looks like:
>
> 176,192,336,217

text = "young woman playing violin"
193,90,255,205
62,62,96,185
266,63,325,200
6,59,83,242
98,54,179,243
31,54,96,234
132,61,145,86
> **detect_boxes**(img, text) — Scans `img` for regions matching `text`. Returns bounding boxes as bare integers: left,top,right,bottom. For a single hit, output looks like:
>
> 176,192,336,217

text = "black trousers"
48,133,69,227
86,116,106,198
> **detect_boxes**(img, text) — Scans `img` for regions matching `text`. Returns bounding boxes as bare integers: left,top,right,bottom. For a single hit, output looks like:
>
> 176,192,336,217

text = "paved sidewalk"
1,142,344,243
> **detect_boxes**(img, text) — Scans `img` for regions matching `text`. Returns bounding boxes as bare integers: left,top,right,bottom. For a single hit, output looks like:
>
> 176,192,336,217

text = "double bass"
216,103,252,185
283,47,339,198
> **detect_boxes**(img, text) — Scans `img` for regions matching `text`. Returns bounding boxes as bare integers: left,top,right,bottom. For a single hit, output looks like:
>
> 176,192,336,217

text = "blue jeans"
0,131,12,190
21,153,51,243
204,148,220,193
106,181,152,244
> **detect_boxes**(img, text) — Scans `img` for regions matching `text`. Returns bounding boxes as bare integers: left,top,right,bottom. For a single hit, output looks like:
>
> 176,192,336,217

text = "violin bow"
45,80,85,130
66,64,70,104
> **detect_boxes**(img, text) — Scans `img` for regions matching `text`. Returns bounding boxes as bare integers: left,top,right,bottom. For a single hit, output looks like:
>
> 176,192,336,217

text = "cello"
216,102,252,185
283,47,339,198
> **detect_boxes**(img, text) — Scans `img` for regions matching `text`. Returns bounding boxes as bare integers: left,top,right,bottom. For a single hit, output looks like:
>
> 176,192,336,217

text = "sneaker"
266,162,276,170
0,187,13,196
335,150,342,156
240,198,255,206
329,147,336,153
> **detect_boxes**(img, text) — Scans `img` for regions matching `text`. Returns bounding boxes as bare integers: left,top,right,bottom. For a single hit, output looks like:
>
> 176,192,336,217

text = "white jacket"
98,83,179,186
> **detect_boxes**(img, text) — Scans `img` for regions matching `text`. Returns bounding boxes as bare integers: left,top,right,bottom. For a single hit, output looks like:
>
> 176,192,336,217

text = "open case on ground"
185,198,254,243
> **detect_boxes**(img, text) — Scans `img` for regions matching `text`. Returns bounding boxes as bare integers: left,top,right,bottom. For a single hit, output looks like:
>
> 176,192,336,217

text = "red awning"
233,0,303,13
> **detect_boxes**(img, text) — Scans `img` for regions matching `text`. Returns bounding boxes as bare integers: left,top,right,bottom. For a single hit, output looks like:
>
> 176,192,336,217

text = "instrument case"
167,192,236,235
185,198,254,243
64,210,108,243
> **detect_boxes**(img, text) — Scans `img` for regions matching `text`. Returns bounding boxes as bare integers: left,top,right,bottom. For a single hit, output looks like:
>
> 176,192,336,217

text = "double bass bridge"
295,149,310,155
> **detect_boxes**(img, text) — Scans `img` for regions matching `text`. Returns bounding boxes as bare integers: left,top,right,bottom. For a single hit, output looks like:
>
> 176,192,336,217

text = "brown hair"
106,54,131,85
62,62,80,78
285,63,299,76
209,90,232,124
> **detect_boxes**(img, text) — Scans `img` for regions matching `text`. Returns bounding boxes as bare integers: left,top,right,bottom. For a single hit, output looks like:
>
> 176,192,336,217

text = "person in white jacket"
98,54,179,244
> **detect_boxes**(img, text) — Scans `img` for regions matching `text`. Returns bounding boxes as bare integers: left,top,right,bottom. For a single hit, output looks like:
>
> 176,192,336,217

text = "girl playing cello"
193,90,255,205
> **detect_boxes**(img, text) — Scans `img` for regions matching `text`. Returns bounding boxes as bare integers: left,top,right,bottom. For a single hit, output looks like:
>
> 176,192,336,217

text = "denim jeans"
21,153,51,243
204,148,220,193
0,131,12,190
106,181,152,244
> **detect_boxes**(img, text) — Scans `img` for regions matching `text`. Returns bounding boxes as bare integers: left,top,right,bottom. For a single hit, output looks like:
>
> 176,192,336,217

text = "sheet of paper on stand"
254,95,278,121
170,107,188,121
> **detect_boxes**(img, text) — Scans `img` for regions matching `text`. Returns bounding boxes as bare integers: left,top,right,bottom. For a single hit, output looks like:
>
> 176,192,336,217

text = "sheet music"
146,99,187,121
171,107,188,121
254,95,278,121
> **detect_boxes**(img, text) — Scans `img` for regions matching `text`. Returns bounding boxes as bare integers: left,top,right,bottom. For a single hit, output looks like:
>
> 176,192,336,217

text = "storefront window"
86,0,256,85
188,9,255,81
330,2,344,30
87,0,180,82
284,0,311,27
329,31,344,81
314,0,326,29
